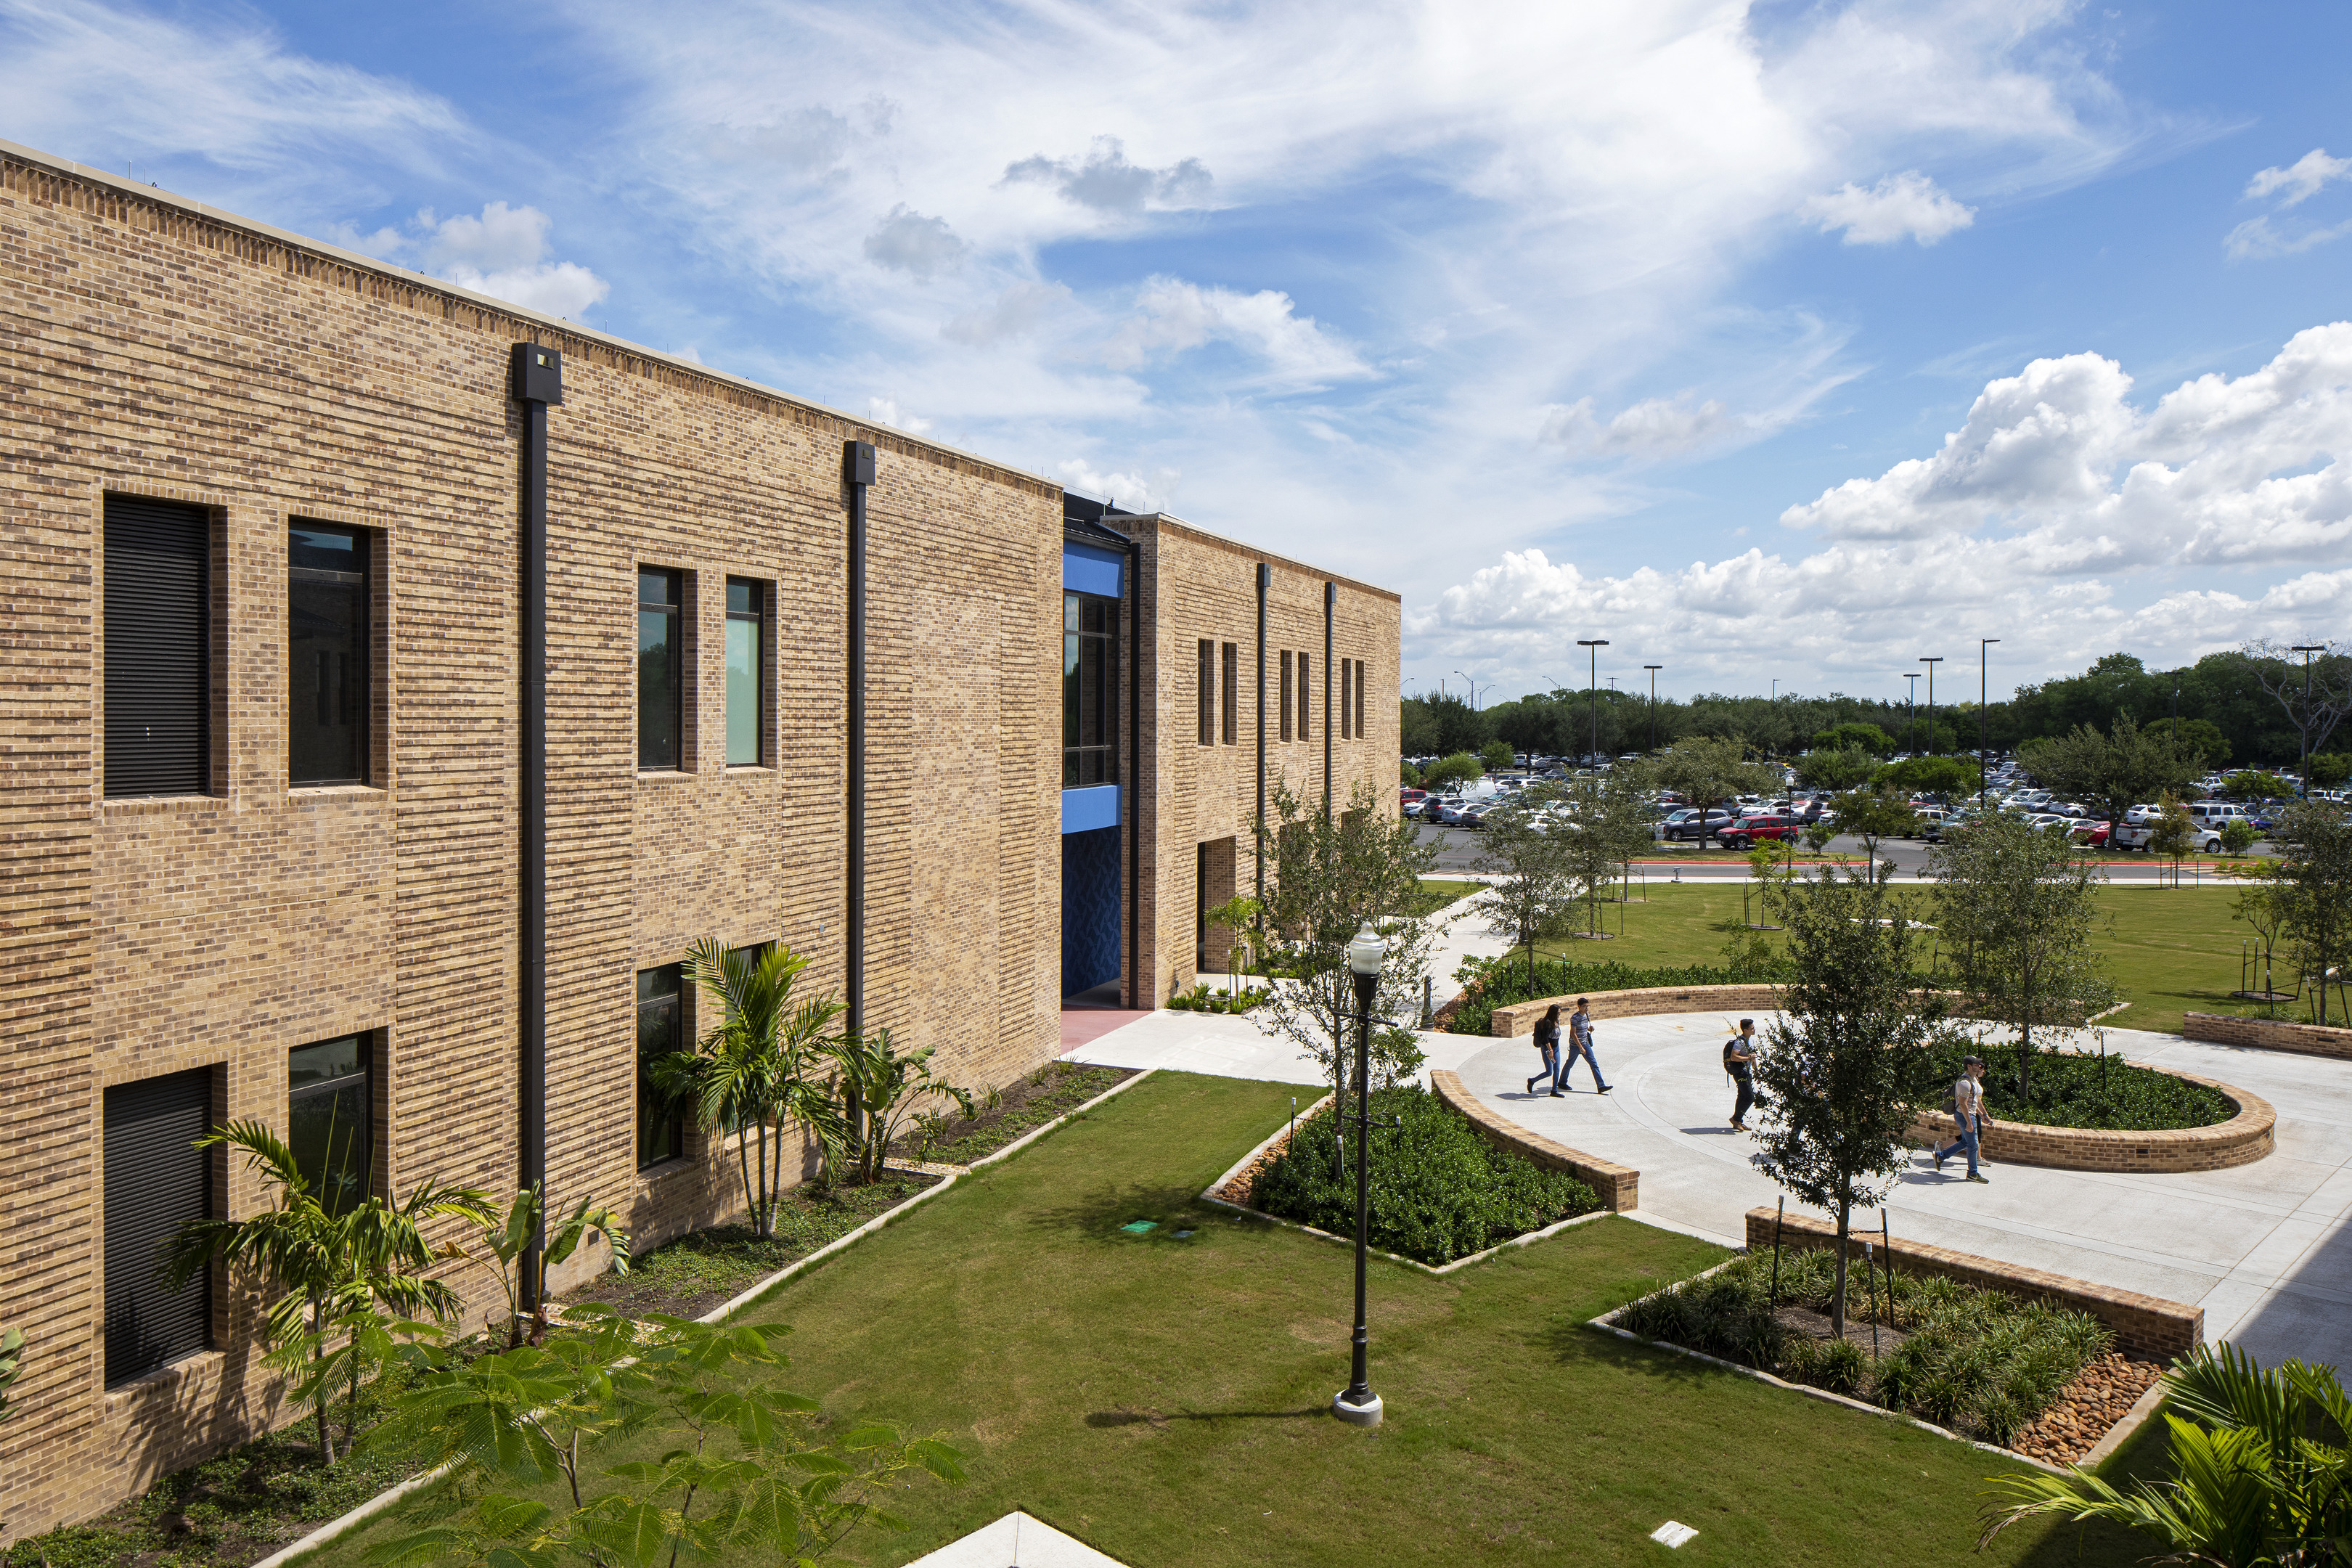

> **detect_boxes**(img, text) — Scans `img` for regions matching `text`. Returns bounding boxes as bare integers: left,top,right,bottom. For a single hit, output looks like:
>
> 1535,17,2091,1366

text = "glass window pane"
726,579,756,616
289,1034,369,1217
289,1034,364,1090
725,616,760,765
638,599,677,770
290,526,367,785
638,570,675,608
1063,592,1077,632
637,963,685,1167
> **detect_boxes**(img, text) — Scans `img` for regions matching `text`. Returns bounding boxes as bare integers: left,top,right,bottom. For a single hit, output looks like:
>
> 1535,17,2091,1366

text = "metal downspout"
1255,563,1268,904
1126,529,1143,1008
844,441,875,1037
1323,581,1336,820
510,341,560,1313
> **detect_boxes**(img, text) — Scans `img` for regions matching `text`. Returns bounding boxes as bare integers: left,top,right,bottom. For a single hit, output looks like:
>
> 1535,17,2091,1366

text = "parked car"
1659,807,1733,842
1437,798,1483,826
2067,819,2112,848
1716,812,1800,849
1400,788,1428,811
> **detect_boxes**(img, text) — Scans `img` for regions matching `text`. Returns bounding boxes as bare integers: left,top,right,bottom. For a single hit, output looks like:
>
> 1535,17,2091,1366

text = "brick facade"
1742,1208,2202,1362
0,139,1397,1534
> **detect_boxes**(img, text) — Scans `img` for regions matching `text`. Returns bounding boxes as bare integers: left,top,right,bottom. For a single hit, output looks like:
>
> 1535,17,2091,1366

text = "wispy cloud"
2227,147,2352,260
1001,136,1211,213
1801,171,1975,245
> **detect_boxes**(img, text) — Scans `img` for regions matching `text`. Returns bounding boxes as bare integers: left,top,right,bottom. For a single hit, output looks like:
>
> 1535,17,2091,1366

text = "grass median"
303,1072,2160,1567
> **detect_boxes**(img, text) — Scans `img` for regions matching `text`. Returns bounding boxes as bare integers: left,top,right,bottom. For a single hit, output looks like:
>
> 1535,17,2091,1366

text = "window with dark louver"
105,1067,213,1386
104,497,210,797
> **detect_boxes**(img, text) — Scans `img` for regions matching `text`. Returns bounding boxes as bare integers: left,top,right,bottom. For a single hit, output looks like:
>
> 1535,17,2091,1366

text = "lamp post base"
1331,1389,1384,1426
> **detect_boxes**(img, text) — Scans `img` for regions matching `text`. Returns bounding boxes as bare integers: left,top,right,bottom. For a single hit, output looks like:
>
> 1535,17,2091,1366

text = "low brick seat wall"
1744,1208,2201,1362
1429,1069,1638,1211
1907,1066,2274,1174
2183,1012,2352,1061
1489,984,1785,1039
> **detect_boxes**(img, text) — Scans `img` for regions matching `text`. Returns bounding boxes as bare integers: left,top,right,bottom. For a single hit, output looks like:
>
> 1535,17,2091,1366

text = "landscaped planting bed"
889,1060,1134,1167
1939,1042,2233,1130
1440,952,1787,1034
1246,1085,1598,1264
1611,1249,2157,1459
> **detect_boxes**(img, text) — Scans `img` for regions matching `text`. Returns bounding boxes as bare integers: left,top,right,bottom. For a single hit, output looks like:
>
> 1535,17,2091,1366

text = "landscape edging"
1427,1069,1638,1210
251,1066,1160,1568
1904,1066,2274,1175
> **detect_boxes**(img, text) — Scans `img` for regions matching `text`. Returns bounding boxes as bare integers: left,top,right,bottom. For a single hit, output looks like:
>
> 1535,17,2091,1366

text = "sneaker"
1933,1149,1944,1172
1598,1085,1614,1095
1549,1090,1567,1098
1967,1173,1989,1184
1527,1077,1538,1095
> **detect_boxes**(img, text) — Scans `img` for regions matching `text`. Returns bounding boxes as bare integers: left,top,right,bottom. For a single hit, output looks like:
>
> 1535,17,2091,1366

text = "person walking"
1559,997,1613,1095
1527,1004,1564,1096
1723,1018,1757,1131
1935,1055,1992,1183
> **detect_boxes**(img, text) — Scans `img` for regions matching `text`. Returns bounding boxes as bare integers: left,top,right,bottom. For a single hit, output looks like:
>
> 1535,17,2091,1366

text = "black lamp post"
1577,639,1608,764
2291,645,2325,797
1334,921,1387,1426
1643,664,1662,755
1904,672,1920,754
1920,656,1944,755
1979,639,1999,808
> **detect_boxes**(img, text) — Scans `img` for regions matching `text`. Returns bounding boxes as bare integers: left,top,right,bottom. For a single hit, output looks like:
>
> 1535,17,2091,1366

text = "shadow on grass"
1024,1182,1248,1243
1084,1407,1326,1427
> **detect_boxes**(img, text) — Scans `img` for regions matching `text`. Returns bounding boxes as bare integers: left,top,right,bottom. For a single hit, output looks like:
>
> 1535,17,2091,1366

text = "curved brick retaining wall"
1429,1069,1638,1211
2183,1011,2352,1061
1907,1066,2274,1174
1488,984,1787,1038
1744,1208,2202,1362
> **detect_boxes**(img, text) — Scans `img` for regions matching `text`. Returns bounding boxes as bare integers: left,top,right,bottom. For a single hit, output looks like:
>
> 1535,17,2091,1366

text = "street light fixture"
1577,640,1609,765
1903,672,1920,754
1979,640,2000,807
2292,645,2326,798
1453,671,1493,711
1643,665,1662,755
1920,657,1944,756
1333,921,1387,1428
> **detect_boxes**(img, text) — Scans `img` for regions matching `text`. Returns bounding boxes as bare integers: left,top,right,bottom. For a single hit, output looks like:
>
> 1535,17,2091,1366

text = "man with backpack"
1723,1018,1757,1131
1934,1055,1992,1183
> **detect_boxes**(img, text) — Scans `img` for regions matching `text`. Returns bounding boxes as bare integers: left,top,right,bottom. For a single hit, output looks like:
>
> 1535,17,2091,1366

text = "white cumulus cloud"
2227,148,2352,260
862,205,967,279
1055,457,1175,513
1539,395,1735,460
1001,136,1212,213
865,396,932,434
1801,170,1975,245
1100,277,1371,385
2246,148,2352,207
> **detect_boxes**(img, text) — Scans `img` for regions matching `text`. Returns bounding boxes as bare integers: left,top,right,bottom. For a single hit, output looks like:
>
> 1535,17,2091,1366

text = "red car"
1717,813,1802,849
1400,788,1428,810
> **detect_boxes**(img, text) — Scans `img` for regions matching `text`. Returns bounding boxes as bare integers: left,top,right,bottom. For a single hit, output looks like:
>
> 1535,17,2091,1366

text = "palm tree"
161,1121,493,1463
656,939,850,1236
1980,1343,2351,1566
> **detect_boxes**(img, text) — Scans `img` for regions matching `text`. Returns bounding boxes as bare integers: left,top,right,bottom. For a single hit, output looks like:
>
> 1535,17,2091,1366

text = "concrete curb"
249,1066,1160,1568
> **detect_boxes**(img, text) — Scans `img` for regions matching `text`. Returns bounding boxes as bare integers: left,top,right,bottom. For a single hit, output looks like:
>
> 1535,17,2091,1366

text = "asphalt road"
1409,821,2269,884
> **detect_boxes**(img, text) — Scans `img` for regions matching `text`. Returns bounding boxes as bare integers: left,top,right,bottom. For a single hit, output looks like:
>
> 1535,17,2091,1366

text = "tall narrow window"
638,568,682,770
1341,658,1353,740
105,496,209,797
637,965,686,1168
1297,653,1311,741
289,1034,370,1217
1354,660,1368,740
1221,642,1238,745
1279,651,1294,742
724,579,765,767
1197,639,1216,746
1063,592,1117,787
289,525,369,785
105,1068,213,1385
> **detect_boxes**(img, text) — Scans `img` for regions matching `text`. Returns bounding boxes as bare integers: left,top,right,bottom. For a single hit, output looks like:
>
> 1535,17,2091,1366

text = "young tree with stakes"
1929,813,2117,1103
2273,799,2352,1026
1472,782,1577,994
1558,765,1657,934
1749,867,1952,1342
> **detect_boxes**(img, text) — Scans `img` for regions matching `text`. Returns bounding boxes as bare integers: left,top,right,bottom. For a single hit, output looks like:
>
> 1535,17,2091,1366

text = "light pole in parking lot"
1904,672,1920,754
1979,640,1999,808
1577,640,1608,765
1919,656,1944,756
2291,645,2326,797
1644,665,1662,756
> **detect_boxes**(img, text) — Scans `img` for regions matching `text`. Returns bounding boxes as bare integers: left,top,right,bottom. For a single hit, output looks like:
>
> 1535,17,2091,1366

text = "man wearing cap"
1934,1055,1991,1183
1561,997,1612,1094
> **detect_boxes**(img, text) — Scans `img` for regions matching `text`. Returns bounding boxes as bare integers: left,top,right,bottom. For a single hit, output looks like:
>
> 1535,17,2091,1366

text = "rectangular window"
1297,653,1311,742
636,965,686,1169
105,1068,213,1386
1221,642,1238,745
289,1034,370,1217
1062,592,1118,787
1197,639,1216,746
104,496,209,797
1355,660,1368,740
1279,651,1294,742
1341,658,1352,740
724,579,765,767
289,525,369,785
638,568,682,770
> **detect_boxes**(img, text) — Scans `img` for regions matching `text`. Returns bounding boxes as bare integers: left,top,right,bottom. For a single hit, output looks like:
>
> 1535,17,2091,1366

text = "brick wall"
1908,1068,2274,1174
1489,984,1787,1037
1743,1208,2202,1362
1429,1069,1638,1210
2182,1011,2352,1061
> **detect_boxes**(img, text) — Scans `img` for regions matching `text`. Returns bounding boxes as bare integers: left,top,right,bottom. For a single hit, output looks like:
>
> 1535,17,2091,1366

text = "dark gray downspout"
510,341,560,1313
1125,528,1143,1008
1255,563,1269,904
844,441,875,1037
1323,581,1336,820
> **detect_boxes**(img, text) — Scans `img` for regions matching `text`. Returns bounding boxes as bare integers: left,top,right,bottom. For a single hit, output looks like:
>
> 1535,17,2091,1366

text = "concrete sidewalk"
1450,1013,2352,1371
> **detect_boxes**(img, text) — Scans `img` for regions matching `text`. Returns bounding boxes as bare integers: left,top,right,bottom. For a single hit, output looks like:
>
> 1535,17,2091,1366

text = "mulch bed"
889,1061,1136,1167
1210,1101,1326,1206
2009,1352,2164,1466
1773,1302,1911,1356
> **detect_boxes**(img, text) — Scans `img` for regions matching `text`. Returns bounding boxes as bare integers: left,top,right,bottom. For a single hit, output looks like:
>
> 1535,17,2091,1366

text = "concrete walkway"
1450,1014,2352,1370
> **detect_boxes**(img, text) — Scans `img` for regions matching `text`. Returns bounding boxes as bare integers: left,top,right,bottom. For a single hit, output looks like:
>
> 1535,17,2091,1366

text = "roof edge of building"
1122,512,1400,605
0,136,1061,502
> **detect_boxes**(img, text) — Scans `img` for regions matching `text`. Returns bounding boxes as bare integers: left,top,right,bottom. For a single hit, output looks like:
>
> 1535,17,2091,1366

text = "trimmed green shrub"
1923,1040,2231,1131
1443,952,1797,1036
1251,1086,1596,1265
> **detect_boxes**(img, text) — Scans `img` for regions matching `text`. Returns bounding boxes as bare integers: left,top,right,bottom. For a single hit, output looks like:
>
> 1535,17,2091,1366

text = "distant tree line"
1401,642,2351,776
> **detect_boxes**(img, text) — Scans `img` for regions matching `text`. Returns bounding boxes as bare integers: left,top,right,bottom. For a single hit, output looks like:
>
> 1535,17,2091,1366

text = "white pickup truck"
2112,801,2245,853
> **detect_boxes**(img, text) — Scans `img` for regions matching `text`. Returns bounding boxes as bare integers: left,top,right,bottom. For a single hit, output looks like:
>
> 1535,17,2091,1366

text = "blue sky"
7,0,2348,706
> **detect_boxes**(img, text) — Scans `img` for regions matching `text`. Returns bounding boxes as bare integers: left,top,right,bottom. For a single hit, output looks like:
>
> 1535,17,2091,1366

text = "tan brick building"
0,136,1396,1535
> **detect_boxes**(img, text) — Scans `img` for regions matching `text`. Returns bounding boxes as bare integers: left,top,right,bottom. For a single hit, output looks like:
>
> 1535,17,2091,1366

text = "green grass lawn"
1410,877,1485,914
306,1074,2163,1567
1519,883,2266,1036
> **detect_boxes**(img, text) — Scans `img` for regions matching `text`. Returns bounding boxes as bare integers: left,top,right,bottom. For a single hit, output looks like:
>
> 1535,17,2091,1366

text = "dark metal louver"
104,497,209,797
104,1068,213,1386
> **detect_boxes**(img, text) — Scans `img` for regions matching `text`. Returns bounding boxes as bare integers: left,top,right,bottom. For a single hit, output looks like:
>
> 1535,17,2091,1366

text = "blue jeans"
1937,1119,1982,1176
1560,1035,1609,1091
